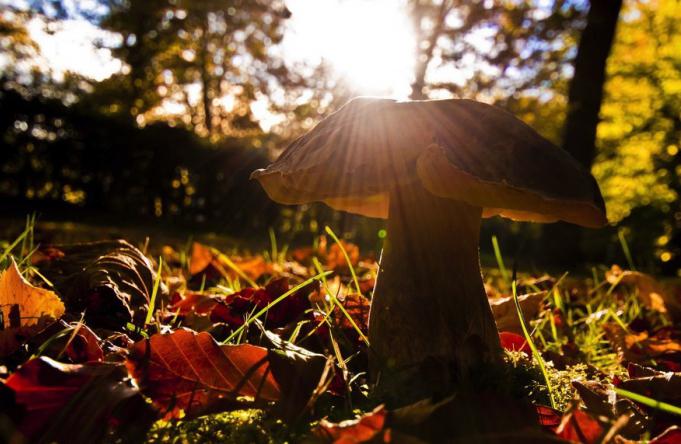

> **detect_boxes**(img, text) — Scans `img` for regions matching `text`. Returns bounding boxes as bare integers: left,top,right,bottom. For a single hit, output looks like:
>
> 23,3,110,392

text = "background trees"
0,0,679,271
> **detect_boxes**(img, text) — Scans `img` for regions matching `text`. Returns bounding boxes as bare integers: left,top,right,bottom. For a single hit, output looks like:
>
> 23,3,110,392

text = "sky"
25,0,419,98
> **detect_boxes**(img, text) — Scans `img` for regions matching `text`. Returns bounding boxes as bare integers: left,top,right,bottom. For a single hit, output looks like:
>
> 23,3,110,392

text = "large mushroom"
252,97,607,400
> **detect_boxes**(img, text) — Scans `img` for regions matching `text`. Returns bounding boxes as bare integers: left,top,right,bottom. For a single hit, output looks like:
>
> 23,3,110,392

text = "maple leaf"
0,259,65,357
126,329,280,418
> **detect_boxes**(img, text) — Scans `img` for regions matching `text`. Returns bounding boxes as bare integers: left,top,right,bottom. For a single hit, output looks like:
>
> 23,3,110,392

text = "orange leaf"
126,329,280,418
0,259,65,357
0,259,64,329
314,405,388,443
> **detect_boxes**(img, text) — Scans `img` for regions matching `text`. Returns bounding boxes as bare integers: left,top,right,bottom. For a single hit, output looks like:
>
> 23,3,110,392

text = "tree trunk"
409,1,452,100
562,0,622,168
542,0,622,267
200,16,213,136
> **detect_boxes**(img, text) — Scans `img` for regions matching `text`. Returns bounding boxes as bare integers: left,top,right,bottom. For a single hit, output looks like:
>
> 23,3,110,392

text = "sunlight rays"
283,0,416,98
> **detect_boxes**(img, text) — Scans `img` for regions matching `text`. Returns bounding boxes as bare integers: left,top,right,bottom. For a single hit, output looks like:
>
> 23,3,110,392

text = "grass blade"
325,226,361,296
144,257,163,327
492,235,510,285
614,388,681,417
222,270,333,344
512,277,557,409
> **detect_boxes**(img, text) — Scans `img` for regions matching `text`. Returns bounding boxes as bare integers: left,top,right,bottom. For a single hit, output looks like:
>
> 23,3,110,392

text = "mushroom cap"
252,97,608,228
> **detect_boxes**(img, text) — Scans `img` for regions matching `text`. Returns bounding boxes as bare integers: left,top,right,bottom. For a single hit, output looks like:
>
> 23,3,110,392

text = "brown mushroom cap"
252,97,607,227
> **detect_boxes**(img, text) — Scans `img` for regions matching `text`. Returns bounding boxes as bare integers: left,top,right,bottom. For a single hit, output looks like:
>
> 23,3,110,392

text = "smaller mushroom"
252,97,607,401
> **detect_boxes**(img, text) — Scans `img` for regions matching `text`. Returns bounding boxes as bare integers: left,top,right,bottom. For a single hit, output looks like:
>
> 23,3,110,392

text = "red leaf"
65,324,104,363
126,329,280,418
210,278,312,329
651,426,681,444
535,405,561,428
555,410,603,444
314,405,388,443
4,357,150,442
499,331,531,355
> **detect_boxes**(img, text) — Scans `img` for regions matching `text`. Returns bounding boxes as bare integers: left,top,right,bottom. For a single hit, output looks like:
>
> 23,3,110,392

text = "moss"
145,410,296,444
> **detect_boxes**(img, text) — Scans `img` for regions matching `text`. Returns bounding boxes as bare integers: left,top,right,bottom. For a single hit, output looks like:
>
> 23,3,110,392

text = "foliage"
95,0,292,139
408,0,586,101
2,225,681,442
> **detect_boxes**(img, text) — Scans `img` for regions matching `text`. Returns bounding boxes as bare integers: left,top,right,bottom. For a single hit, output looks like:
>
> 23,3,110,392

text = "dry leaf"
314,405,388,443
0,259,64,329
189,242,271,281
126,329,280,418
606,265,681,320
603,323,681,365
0,260,65,357
490,291,545,334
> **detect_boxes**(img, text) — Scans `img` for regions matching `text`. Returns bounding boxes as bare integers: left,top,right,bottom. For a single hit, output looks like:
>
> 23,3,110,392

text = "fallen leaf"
603,323,681,366
554,409,604,444
650,426,681,444
64,324,104,363
572,380,648,438
37,240,166,329
499,331,531,355
0,259,65,357
325,240,360,271
0,259,65,329
257,326,330,420
619,369,681,404
4,356,152,443
606,266,681,320
210,277,314,329
126,329,280,418
490,291,545,334
189,242,271,281
314,405,388,443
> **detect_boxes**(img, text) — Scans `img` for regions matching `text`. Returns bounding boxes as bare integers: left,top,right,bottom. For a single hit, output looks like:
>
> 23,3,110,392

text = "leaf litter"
1,229,681,443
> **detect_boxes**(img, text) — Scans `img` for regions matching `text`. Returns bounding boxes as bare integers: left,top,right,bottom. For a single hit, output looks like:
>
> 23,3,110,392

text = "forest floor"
2,217,681,443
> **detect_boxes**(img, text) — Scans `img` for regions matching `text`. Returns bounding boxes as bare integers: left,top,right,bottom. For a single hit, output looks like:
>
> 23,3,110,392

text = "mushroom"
252,97,607,400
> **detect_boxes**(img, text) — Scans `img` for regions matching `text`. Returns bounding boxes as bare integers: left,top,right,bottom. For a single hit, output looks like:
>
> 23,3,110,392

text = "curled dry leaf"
490,291,545,334
126,329,280,418
36,240,166,329
3,356,152,443
0,259,65,357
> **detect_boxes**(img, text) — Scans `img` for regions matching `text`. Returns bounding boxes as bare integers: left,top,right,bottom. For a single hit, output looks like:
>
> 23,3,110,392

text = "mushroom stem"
369,180,502,402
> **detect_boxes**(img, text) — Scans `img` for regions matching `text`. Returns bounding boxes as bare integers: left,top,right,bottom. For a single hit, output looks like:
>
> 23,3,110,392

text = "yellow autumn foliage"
594,0,681,222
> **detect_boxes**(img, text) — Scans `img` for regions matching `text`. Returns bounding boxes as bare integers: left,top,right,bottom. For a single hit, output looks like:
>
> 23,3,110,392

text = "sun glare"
284,0,416,98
